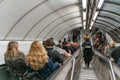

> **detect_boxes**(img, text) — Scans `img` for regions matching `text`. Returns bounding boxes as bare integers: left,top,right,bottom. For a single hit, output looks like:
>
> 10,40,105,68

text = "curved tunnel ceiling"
0,0,82,41
44,18,81,39
93,0,120,42
0,0,120,41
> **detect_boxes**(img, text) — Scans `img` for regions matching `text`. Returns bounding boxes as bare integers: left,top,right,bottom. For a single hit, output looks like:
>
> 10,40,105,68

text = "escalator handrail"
94,49,116,80
112,63,120,79
0,64,8,70
46,49,81,80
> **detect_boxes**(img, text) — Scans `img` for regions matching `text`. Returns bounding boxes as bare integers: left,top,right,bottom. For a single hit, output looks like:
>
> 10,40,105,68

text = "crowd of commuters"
4,37,80,80
92,27,120,67
92,28,107,54
4,40,60,80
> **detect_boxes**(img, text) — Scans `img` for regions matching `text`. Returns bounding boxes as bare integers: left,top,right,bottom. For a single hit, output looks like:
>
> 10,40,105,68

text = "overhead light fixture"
89,21,94,30
83,21,86,29
93,12,99,21
84,26,86,30
89,0,104,30
97,0,104,9
83,12,86,21
82,0,87,9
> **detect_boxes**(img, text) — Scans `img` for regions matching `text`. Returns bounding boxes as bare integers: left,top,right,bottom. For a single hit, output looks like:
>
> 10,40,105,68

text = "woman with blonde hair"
26,40,59,80
4,41,27,79
83,34,90,41
104,41,116,56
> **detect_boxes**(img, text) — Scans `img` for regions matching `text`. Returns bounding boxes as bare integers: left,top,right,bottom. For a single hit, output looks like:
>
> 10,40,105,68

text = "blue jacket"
27,59,59,80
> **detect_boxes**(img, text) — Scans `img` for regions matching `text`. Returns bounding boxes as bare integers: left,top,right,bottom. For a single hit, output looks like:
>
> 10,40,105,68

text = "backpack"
83,41,92,49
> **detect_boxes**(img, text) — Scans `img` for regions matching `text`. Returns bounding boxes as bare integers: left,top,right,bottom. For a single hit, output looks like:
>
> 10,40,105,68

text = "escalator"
78,60,98,80
47,49,120,80
0,49,120,80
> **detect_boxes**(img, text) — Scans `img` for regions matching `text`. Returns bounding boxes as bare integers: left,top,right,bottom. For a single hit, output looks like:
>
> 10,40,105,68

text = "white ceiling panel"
52,22,82,39
38,15,81,39
0,0,45,40
25,5,81,40
24,13,61,40
0,0,81,41
0,0,119,41
6,2,55,40
43,18,81,40
46,0,78,10
56,24,82,40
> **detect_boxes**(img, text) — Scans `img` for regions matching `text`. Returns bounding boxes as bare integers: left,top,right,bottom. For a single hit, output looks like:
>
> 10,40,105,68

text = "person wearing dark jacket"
26,40,59,80
45,39,64,64
4,41,27,79
110,46,120,67
82,35,93,68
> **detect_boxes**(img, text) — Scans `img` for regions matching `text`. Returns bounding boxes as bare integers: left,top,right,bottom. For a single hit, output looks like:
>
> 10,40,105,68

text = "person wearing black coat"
4,41,27,80
82,35,94,68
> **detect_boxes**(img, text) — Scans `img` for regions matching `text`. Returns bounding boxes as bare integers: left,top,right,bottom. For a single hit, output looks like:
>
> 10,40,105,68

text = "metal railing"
92,49,116,80
46,49,82,80
112,63,120,80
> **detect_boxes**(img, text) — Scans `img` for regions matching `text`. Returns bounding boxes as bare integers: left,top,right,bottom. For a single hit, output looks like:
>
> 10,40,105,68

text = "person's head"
85,34,88,36
50,37,54,41
5,41,20,58
46,39,54,47
83,34,89,41
109,41,115,47
58,40,61,43
63,38,66,41
26,40,48,70
66,41,71,46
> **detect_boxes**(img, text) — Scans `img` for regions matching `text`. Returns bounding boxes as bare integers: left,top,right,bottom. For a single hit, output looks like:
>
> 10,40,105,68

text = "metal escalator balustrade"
77,46,118,80
113,63,120,80
47,45,120,80
46,49,82,80
92,49,116,80
0,64,15,80
47,46,116,80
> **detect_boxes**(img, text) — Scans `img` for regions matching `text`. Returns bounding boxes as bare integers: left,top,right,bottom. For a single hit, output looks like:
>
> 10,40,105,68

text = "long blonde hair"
26,40,48,70
5,41,21,58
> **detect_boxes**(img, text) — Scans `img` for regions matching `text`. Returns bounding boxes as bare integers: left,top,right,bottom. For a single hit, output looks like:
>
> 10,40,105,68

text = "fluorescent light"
83,12,86,20
83,22,86,26
89,21,94,30
82,0,87,9
97,0,104,9
89,26,92,30
83,21,86,29
84,26,86,29
91,21,94,26
93,12,99,20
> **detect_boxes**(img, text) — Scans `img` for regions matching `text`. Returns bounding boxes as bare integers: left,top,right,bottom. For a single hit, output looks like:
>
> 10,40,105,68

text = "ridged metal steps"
78,61,98,80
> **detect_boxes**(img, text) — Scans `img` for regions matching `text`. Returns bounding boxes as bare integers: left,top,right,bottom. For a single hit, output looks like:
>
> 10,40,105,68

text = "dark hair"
46,39,54,46
58,40,61,43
